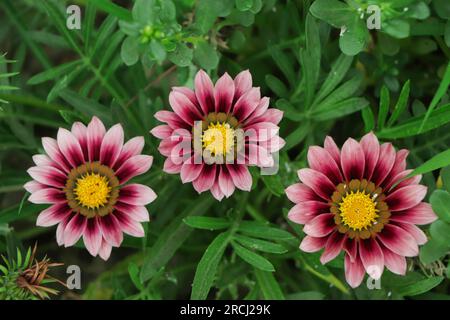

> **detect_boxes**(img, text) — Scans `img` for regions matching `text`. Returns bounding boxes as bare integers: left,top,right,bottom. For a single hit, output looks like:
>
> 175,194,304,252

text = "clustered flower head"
151,70,285,201
25,116,156,260
286,132,437,287
0,244,65,300
21,69,438,289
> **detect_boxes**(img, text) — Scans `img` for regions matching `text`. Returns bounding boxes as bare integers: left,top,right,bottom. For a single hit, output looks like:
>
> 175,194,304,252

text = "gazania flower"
151,70,285,200
286,132,437,287
25,117,156,260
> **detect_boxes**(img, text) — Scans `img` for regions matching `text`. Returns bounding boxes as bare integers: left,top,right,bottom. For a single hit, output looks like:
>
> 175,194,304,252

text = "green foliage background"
0,0,450,299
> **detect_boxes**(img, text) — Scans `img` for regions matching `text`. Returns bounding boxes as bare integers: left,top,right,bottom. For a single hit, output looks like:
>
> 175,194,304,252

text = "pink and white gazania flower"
25,117,156,260
151,70,285,201
286,132,437,288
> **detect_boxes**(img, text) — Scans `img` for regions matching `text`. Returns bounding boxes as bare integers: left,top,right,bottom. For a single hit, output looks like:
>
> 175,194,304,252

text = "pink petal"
245,122,279,142
100,124,124,168
83,217,102,256
382,149,409,188
36,203,71,227
248,108,283,126
99,239,112,261
64,213,88,247
214,72,235,113
287,201,329,224
114,136,145,170
163,157,182,174
307,146,343,185
154,110,187,129
210,182,225,201
265,135,285,153
345,254,365,288
378,224,419,257
119,184,157,206
320,232,346,264
395,222,428,245
371,143,396,186
28,188,66,204
234,69,252,100
299,235,327,252
180,157,204,183
173,86,200,111
57,128,84,168
343,237,357,262
340,138,365,181
303,213,335,237
381,245,406,275
114,202,150,222
324,136,341,166
99,214,123,247
87,116,106,162
285,183,320,203
169,90,203,125
115,155,153,184
42,137,71,172
32,154,53,166
227,164,252,191
218,166,235,198
192,165,217,193
71,122,88,161
247,97,269,119
194,70,215,115
27,166,66,188
390,203,437,225
383,169,413,191
359,238,384,280
385,185,427,211
232,87,261,121
297,168,335,201
359,132,380,181
24,181,46,193
56,214,72,246
150,125,172,139
114,211,145,237
246,144,274,167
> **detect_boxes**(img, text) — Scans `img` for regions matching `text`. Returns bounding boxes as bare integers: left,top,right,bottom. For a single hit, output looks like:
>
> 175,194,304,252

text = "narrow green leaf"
266,75,288,98
378,85,390,129
254,268,285,300
183,216,231,230
396,276,444,296
387,80,410,127
191,232,230,299
361,106,375,132
312,97,369,121
409,149,450,177
27,60,81,85
430,190,450,223
234,234,287,254
90,0,132,21
238,221,295,241
232,241,275,272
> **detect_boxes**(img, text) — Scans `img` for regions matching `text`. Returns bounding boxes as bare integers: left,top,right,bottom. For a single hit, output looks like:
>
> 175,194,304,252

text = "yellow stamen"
339,191,379,231
202,122,235,156
73,173,111,209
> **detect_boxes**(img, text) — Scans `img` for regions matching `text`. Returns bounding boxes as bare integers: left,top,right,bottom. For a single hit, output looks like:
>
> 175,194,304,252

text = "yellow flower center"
339,191,379,231
73,173,111,209
202,122,235,156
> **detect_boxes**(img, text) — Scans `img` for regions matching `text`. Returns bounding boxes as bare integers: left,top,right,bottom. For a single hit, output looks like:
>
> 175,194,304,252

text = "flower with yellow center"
339,191,379,231
202,122,235,156
74,173,111,209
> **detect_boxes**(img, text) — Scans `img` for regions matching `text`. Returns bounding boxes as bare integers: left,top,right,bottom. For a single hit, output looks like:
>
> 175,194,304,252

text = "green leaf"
149,40,167,63
377,103,450,139
269,46,296,86
132,0,156,24
339,15,367,56
191,232,230,299
128,262,144,291
183,216,231,230
231,241,275,272
312,97,369,121
313,54,353,105
310,0,351,28
420,240,446,266
430,220,450,246
383,19,410,39
234,234,287,254
303,13,321,106
315,73,363,110
236,0,253,11
387,80,410,127
121,36,139,66
27,60,81,85
266,75,288,98
91,0,132,21
409,148,450,177
419,62,450,133
396,276,444,296
254,269,284,300
261,174,285,197
430,190,450,223
361,106,375,132
284,123,310,150
441,166,450,192
140,196,214,282
445,21,450,47
238,221,295,241
168,43,193,67
377,85,390,129
193,42,219,71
